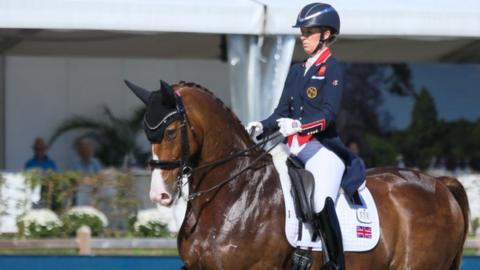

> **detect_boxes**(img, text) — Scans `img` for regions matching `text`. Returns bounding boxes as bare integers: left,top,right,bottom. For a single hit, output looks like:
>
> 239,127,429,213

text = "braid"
175,81,246,131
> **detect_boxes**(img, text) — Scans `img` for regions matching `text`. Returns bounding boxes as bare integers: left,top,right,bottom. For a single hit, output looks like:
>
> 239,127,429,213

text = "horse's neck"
183,92,284,235
189,113,266,193
187,89,276,201
186,141,282,235
198,114,252,165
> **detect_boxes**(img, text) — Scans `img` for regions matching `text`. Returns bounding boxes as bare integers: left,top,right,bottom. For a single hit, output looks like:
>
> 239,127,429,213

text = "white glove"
245,121,263,137
277,118,302,137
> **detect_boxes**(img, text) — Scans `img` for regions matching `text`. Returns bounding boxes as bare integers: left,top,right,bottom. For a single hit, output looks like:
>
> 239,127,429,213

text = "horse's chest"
179,189,281,269
180,223,247,269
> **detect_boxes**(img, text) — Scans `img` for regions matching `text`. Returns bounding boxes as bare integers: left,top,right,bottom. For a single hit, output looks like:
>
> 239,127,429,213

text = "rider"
247,3,364,269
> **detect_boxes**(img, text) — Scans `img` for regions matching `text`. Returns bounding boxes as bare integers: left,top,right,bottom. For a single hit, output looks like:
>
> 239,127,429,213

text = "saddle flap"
287,157,316,223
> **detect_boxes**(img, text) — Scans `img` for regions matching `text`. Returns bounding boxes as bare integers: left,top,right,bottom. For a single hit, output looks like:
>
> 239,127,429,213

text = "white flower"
17,209,63,236
134,208,169,231
65,206,108,227
18,209,62,228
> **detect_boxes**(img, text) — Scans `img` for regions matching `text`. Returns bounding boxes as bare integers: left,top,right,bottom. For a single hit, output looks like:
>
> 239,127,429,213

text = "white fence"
0,170,187,234
0,229,478,255
0,173,39,232
1,170,479,236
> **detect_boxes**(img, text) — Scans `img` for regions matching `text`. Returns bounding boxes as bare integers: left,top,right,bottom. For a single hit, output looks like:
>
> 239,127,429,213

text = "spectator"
71,137,102,174
71,137,103,206
25,137,57,171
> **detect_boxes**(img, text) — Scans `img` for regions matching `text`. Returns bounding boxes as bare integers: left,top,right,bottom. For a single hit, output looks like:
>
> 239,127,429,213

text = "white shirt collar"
304,47,327,75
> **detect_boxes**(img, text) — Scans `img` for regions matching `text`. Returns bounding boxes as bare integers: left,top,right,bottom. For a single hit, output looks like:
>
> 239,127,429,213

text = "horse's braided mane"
176,81,245,131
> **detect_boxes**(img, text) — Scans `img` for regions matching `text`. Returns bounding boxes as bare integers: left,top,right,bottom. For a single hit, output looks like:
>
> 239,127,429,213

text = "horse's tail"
437,176,469,270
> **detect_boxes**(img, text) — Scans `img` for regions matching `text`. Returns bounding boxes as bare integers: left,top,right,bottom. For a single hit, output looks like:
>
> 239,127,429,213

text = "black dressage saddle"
286,156,316,224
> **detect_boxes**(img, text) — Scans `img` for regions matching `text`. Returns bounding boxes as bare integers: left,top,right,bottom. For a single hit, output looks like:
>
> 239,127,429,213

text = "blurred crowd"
24,136,104,207
25,136,102,174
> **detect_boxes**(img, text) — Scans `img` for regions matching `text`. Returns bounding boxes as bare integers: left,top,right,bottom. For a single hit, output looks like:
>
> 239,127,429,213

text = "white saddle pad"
271,144,381,252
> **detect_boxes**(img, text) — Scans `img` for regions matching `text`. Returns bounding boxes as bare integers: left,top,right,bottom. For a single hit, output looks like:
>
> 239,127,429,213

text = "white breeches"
289,139,345,213
305,147,345,212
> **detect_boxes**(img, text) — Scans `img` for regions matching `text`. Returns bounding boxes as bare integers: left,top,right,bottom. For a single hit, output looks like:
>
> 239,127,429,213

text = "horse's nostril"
150,191,172,205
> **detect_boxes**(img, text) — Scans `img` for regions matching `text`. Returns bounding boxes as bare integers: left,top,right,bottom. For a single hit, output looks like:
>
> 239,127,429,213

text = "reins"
187,133,282,200
190,132,281,174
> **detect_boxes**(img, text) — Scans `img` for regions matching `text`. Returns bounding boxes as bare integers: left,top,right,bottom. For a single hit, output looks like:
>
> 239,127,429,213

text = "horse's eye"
165,129,177,141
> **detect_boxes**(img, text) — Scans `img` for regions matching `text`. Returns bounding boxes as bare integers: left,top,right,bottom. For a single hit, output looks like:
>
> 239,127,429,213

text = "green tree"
470,120,480,170
338,64,414,167
365,133,398,167
403,88,439,169
340,63,415,136
438,119,477,170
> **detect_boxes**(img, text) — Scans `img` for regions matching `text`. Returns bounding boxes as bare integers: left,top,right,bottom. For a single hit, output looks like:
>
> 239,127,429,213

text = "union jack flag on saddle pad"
273,143,380,252
356,226,372,239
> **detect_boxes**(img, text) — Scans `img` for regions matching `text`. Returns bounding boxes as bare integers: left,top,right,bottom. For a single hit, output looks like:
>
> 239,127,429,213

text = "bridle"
147,93,194,198
147,94,281,201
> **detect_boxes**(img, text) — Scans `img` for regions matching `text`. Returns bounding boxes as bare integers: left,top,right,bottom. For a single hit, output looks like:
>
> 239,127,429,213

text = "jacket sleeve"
300,63,343,135
260,66,297,132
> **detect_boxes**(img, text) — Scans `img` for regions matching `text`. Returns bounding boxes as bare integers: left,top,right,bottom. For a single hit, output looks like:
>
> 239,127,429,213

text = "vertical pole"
0,55,5,170
246,35,262,122
228,35,295,123
476,227,480,256
227,35,249,123
260,35,296,119
77,225,92,255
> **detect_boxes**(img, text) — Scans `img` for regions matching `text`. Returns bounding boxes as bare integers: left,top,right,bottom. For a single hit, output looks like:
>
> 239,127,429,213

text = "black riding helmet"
293,2,340,35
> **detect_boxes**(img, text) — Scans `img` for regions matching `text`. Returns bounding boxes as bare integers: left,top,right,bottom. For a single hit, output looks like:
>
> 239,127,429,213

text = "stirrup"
289,248,312,270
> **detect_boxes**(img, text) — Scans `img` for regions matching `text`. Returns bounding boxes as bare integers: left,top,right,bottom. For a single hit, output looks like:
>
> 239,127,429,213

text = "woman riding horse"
248,3,360,269
126,3,469,270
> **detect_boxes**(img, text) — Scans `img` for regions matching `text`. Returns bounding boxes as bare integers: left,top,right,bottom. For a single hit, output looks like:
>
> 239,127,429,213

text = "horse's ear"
124,80,151,105
160,80,176,107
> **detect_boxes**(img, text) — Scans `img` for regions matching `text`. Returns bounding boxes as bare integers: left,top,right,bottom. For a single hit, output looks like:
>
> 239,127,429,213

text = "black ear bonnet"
125,80,184,143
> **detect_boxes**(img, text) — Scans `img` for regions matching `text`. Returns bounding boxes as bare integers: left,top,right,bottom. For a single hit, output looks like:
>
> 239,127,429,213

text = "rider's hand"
246,121,263,138
277,118,302,137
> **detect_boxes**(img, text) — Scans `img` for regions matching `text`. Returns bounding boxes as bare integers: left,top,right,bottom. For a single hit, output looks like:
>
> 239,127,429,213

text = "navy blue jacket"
261,49,365,203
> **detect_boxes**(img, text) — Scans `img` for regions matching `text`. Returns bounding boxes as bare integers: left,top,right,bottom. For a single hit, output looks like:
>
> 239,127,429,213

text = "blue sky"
382,64,480,129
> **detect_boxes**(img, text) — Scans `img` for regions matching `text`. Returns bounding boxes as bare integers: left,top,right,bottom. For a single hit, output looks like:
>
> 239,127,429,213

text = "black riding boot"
315,197,345,270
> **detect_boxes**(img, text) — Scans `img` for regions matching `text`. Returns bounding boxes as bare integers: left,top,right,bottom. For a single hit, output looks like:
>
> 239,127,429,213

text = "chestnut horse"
127,81,469,270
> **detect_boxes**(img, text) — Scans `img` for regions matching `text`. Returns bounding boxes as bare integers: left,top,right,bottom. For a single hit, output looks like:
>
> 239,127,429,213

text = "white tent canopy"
263,0,480,37
1,0,480,38
0,0,263,34
1,0,480,122
1,0,480,169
